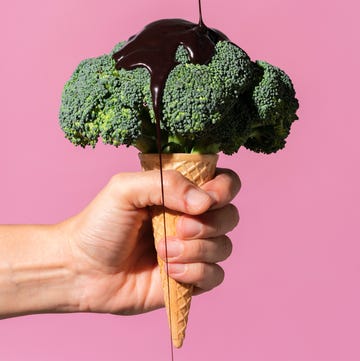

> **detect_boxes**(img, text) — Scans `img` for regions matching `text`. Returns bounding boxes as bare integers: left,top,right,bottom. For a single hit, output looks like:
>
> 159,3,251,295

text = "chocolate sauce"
112,7,228,132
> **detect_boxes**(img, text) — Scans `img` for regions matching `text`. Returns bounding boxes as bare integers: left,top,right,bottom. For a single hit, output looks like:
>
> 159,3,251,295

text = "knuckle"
230,169,241,191
201,264,225,290
109,173,124,187
215,265,225,286
217,168,241,194
224,168,242,195
220,236,233,261
227,204,240,229
192,263,225,291
108,173,128,195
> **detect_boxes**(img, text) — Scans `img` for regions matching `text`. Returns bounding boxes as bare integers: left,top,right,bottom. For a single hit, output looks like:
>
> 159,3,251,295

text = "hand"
64,168,240,315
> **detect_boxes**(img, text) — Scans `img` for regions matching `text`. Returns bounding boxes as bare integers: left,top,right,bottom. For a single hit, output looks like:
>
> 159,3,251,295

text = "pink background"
1,0,359,360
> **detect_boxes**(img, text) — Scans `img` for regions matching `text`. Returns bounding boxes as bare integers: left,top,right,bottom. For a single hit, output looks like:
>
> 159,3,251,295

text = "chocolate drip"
112,18,228,130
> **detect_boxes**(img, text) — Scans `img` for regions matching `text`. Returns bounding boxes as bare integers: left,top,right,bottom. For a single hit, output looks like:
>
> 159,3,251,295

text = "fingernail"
181,217,201,238
165,241,184,258
185,188,210,212
168,263,186,275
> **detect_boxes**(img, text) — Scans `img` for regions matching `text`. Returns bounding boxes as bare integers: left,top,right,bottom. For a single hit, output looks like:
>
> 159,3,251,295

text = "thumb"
108,170,214,215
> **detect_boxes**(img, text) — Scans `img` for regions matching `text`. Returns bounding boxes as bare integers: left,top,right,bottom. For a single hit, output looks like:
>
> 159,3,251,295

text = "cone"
139,153,219,348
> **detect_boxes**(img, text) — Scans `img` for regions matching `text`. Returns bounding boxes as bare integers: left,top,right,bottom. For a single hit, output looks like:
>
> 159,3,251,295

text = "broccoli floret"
59,46,157,152
59,39,298,155
59,55,116,147
99,67,152,149
244,61,299,154
161,41,256,154
175,45,191,64
110,41,127,56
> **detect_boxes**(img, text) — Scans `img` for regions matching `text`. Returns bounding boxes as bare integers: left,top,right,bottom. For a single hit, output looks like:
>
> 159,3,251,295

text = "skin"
0,168,240,319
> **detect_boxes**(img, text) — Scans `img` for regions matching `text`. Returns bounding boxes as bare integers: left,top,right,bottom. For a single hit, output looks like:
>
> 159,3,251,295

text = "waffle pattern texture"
139,153,218,347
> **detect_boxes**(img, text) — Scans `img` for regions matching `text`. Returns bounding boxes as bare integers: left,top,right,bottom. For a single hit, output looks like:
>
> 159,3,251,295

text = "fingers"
152,168,240,294
201,168,241,210
158,235,233,264
107,167,240,215
157,236,232,292
176,204,239,239
108,170,213,215
168,262,225,294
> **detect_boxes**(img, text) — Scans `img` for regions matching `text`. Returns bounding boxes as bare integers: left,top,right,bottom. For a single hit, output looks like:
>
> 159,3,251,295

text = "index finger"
201,168,241,209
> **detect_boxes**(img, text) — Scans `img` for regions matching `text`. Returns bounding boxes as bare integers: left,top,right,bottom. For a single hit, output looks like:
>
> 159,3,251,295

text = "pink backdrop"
1,0,359,360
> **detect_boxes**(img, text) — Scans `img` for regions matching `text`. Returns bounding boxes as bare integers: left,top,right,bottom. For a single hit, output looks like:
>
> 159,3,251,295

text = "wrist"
0,223,80,318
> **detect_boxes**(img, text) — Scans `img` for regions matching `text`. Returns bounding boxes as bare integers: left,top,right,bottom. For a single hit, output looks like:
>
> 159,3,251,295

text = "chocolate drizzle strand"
112,2,228,355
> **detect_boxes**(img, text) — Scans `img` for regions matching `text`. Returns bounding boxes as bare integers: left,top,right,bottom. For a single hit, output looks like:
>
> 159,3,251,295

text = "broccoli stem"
191,143,220,154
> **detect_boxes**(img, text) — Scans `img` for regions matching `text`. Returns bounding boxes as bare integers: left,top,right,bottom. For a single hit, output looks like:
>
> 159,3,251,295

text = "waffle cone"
139,153,219,348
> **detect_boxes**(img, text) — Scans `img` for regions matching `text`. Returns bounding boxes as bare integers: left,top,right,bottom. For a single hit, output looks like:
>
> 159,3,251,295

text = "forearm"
0,224,79,319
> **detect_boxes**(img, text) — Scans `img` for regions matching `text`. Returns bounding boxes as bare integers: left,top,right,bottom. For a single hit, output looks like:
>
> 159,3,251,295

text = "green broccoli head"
60,42,157,152
244,60,299,154
59,55,116,147
59,40,299,155
161,41,257,154
99,67,152,148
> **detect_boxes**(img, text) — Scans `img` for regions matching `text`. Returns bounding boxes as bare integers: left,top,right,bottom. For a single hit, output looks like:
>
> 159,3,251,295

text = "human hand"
62,169,240,315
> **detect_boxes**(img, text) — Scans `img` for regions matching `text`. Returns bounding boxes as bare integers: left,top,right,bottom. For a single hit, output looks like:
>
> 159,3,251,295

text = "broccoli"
59,40,298,155
244,61,299,154
59,55,116,147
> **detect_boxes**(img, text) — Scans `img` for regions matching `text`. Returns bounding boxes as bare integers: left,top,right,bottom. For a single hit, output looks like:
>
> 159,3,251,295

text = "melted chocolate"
112,9,228,129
